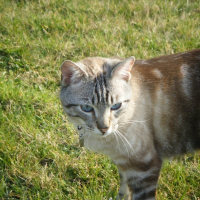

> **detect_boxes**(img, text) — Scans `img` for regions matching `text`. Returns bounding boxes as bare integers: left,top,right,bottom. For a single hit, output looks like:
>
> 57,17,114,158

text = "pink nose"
99,128,109,135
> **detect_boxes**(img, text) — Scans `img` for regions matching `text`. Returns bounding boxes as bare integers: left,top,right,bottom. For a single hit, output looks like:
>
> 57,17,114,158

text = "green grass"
0,0,200,199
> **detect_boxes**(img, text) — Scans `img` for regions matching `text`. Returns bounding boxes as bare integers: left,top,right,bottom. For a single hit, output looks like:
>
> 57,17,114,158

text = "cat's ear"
111,56,135,81
60,60,87,86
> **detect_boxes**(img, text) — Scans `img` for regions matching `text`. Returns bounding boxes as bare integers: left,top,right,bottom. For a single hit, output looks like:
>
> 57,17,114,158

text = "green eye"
81,105,93,112
111,103,122,110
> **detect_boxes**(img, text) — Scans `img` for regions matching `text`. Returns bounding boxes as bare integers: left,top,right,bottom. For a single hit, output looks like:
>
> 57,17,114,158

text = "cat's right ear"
60,61,87,86
111,56,135,81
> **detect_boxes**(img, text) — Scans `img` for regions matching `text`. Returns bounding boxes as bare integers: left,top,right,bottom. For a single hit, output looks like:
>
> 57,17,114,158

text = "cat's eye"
81,104,93,112
111,103,122,110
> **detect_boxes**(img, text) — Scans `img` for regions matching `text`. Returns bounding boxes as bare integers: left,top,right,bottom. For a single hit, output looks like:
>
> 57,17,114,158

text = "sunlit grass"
0,0,200,199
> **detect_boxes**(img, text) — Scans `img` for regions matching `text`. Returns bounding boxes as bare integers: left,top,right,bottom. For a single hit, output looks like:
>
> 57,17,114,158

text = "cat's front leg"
116,170,131,200
117,182,130,200
128,165,161,199
117,157,162,200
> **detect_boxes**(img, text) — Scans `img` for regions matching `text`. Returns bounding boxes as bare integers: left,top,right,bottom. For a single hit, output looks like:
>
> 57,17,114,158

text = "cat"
60,49,200,200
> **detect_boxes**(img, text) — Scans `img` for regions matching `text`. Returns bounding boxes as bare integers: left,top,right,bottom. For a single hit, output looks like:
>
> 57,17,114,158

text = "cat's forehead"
77,57,122,77
65,75,131,106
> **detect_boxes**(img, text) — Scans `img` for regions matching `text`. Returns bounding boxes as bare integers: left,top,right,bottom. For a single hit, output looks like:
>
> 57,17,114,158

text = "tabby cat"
60,49,200,200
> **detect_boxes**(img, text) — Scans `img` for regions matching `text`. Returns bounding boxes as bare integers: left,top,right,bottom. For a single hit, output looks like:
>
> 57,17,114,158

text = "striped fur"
60,49,200,199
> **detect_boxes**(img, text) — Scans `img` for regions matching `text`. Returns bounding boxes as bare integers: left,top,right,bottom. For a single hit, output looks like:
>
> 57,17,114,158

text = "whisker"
113,131,121,154
118,120,149,134
118,129,135,151
115,130,130,158
116,129,135,159
118,119,148,124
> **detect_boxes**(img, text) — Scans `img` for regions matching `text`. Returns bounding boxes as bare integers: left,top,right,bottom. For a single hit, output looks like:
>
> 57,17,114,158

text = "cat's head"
60,56,135,138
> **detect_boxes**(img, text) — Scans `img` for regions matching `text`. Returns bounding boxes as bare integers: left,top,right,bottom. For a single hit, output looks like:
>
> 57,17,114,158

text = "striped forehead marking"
91,74,113,105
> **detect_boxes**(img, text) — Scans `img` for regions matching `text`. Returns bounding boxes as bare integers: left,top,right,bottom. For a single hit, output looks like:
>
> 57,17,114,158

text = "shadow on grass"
0,48,29,73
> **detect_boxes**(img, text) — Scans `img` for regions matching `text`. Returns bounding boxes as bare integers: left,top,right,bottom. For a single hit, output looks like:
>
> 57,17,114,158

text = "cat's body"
60,49,200,200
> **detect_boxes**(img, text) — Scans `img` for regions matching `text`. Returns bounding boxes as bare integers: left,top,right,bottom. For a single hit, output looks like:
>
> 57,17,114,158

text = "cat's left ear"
60,60,87,86
111,56,135,81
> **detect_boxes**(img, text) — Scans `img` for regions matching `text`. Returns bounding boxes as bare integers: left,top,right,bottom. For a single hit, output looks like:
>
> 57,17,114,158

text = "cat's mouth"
99,124,118,137
77,124,118,146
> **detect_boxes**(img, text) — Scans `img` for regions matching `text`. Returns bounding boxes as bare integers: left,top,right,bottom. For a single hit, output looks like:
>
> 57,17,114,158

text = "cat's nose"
99,128,109,135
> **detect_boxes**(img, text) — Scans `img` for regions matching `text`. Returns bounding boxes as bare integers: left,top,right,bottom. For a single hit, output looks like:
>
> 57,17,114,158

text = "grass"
0,0,200,199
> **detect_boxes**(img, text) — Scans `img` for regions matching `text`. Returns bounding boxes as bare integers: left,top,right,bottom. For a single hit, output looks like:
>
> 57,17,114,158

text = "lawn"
0,0,200,199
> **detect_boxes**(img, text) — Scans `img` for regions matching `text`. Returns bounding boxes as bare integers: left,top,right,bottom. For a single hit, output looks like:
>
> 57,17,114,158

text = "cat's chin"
102,130,113,137
92,130,112,137
83,130,116,154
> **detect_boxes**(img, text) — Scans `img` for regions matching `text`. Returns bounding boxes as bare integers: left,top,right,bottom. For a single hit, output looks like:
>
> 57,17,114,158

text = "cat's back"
132,49,200,98
133,49,200,82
